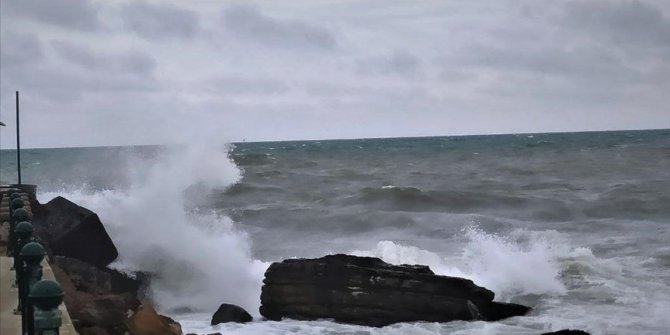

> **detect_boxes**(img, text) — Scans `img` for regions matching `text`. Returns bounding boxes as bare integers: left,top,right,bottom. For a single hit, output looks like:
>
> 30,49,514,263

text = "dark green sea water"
1,129,669,334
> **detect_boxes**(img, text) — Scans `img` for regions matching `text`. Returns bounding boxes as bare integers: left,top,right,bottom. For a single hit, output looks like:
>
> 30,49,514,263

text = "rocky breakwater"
30,196,182,335
260,254,530,327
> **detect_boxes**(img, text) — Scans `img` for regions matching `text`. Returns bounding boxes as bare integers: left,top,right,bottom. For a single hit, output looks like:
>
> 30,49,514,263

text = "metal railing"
6,189,64,335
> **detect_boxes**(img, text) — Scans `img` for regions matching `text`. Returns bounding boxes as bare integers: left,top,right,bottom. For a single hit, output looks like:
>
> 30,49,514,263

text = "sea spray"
38,142,268,315
19,130,670,334
353,227,567,300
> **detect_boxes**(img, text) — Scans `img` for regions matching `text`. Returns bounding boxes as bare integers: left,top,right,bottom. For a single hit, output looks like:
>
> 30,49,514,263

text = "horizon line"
0,127,668,151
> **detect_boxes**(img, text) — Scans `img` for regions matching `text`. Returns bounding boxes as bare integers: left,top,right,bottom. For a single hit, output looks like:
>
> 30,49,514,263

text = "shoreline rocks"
28,195,178,335
211,303,253,325
32,196,118,268
25,192,540,333
260,254,530,327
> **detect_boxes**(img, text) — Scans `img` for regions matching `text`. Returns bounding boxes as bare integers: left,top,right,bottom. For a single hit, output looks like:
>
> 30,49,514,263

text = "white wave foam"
353,227,567,300
38,142,268,315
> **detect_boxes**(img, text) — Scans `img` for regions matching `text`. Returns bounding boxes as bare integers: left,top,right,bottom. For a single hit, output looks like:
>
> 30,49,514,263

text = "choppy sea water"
1,130,669,334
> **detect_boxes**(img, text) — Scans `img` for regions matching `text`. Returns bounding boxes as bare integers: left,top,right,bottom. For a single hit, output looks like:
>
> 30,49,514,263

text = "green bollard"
14,222,35,288
30,280,64,335
10,208,30,260
20,242,46,335
11,197,25,210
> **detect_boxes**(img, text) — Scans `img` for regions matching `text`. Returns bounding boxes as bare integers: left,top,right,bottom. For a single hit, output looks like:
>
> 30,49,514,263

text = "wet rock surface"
50,258,140,335
211,303,253,325
260,254,530,327
31,196,179,335
32,196,118,268
541,330,590,335
126,304,182,335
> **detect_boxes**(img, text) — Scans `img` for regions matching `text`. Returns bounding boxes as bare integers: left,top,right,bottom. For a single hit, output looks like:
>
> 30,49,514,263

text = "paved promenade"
1,186,78,334
1,256,78,334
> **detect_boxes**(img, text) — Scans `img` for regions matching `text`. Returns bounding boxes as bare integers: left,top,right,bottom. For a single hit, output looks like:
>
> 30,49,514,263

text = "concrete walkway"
1,186,78,334
1,256,78,335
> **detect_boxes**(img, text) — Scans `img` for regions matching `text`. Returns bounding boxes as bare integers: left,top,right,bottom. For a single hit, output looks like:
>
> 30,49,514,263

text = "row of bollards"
6,191,64,335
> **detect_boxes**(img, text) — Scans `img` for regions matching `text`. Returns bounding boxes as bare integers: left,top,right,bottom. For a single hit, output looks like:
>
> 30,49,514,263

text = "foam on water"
38,142,269,314
25,130,670,334
353,227,567,300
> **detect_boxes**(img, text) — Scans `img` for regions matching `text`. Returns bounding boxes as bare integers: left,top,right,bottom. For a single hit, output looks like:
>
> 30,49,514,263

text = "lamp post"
16,91,22,185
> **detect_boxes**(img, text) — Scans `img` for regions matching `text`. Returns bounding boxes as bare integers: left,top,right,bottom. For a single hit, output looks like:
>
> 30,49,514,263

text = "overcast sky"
1,0,669,148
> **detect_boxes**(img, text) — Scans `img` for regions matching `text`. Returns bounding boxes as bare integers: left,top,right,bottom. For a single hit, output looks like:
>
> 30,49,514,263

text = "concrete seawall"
0,185,78,335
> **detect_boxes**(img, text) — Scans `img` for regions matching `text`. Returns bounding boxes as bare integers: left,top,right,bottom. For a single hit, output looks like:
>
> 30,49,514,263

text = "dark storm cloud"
221,5,336,50
356,50,421,76
2,40,159,103
0,31,44,69
121,1,199,39
3,65,160,103
3,0,101,30
564,0,670,47
51,41,157,75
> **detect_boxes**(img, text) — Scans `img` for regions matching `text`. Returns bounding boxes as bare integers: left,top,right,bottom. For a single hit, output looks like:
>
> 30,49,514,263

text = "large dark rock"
541,330,590,335
32,196,117,267
53,256,142,297
260,254,530,327
51,260,141,335
211,303,253,325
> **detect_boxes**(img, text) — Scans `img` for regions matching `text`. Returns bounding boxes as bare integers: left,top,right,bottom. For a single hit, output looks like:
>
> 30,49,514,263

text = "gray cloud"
3,0,101,30
356,50,421,76
121,1,199,39
2,64,160,103
455,43,628,78
210,76,289,95
1,1,668,148
51,41,157,75
564,0,670,47
0,31,44,69
221,5,336,50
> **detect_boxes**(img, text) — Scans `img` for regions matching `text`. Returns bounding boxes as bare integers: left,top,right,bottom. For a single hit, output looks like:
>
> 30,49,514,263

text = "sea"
1,129,669,335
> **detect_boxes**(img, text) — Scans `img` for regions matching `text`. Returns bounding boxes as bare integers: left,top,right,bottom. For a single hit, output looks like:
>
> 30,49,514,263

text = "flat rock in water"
541,330,591,335
260,254,530,327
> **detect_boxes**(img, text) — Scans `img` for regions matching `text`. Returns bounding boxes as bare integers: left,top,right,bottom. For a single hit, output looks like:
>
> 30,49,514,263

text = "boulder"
126,304,182,335
53,256,142,296
32,196,117,267
260,254,530,327
541,330,590,335
211,303,253,325
51,261,140,335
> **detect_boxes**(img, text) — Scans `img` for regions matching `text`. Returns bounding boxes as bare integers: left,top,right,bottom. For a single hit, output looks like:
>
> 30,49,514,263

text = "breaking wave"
38,142,268,315
352,227,568,300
